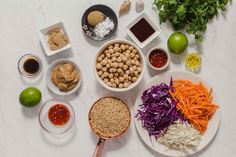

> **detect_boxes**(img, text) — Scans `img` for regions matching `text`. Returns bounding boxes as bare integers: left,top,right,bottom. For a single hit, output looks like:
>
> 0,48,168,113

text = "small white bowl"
125,12,161,49
39,22,72,56
94,39,145,92
147,47,170,71
46,59,82,96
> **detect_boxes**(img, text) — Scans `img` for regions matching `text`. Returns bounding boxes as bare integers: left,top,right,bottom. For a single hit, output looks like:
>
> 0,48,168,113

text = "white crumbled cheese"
157,120,201,151
94,17,114,39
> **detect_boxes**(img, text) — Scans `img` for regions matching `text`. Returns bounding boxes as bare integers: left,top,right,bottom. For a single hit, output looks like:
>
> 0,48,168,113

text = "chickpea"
110,78,115,83
102,67,107,72
134,71,139,77
135,61,140,66
106,82,112,87
129,46,134,51
124,74,129,80
112,83,117,88
114,73,119,77
126,50,131,54
120,54,124,58
122,56,128,62
129,67,134,73
119,77,124,82
118,83,124,88
135,54,140,59
102,59,107,66
124,82,130,88
133,66,137,71
137,67,142,73
114,46,119,52
132,49,137,54
98,71,103,76
115,43,119,47
126,60,131,66
103,72,108,78
118,63,123,68
108,59,112,64
100,54,105,59
104,78,109,83
101,74,105,79
132,77,138,82
123,64,128,70
131,59,136,65
125,53,130,58
115,79,120,85
97,57,103,62
108,45,113,49
130,53,135,59
106,64,110,69
108,73,113,79
117,68,123,73
125,45,130,49
114,52,119,57
125,70,130,75
120,44,126,51
113,68,117,73
106,53,111,58
117,57,122,63
108,48,114,54
111,57,117,62
96,63,102,70
104,50,109,54
113,62,118,68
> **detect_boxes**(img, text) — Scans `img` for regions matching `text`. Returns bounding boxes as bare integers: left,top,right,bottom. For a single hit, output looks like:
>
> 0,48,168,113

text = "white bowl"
147,47,170,71
94,39,145,92
39,21,72,56
46,59,82,96
125,12,161,49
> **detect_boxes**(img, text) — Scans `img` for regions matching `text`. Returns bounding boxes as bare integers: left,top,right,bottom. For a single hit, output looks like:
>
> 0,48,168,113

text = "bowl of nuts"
95,39,145,92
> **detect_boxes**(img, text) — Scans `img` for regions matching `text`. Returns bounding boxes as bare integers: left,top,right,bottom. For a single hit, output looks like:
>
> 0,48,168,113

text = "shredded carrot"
170,80,219,134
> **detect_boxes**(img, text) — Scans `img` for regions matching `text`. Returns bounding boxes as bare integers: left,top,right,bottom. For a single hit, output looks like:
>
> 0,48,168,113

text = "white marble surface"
0,0,236,157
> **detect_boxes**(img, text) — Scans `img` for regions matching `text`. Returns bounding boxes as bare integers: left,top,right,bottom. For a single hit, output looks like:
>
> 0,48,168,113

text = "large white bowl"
46,59,82,96
94,39,145,92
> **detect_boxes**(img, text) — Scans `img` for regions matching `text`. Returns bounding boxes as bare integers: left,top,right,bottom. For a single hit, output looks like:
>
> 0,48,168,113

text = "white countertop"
0,0,236,157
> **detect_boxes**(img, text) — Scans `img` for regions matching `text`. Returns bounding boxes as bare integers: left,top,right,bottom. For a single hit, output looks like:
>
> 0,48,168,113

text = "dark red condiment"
130,18,155,43
149,49,168,68
23,58,39,74
48,104,70,126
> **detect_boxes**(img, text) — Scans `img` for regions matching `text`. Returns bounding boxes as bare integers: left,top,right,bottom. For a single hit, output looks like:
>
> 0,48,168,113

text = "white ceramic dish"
147,47,170,71
125,12,161,49
94,39,145,92
134,70,220,157
39,22,72,56
46,59,82,96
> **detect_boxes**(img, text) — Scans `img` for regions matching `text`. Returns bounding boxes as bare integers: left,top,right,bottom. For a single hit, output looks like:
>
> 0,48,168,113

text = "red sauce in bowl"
149,49,168,68
48,104,70,126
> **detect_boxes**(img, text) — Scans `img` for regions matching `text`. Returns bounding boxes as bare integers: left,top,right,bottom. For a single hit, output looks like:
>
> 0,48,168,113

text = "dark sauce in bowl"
23,58,40,74
130,18,155,43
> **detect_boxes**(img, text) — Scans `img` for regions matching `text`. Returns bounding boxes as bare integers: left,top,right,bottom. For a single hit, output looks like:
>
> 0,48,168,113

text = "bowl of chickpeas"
95,39,145,92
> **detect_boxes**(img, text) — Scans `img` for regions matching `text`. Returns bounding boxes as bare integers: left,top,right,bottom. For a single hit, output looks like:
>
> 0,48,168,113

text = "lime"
19,87,42,107
167,32,188,54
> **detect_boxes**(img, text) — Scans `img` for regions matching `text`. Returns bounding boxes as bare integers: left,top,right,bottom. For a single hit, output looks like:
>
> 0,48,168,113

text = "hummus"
51,63,80,92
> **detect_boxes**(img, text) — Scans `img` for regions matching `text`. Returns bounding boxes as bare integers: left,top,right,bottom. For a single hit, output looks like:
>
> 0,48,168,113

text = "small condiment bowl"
94,39,145,92
39,21,72,56
46,59,82,96
147,47,170,71
125,12,161,49
39,99,75,134
18,54,42,78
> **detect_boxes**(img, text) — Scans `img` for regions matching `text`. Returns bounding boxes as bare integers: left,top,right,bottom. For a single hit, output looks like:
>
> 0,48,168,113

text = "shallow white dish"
134,70,220,157
125,12,161,49
94,39,145,92
46,59,82,96
39,21,72,56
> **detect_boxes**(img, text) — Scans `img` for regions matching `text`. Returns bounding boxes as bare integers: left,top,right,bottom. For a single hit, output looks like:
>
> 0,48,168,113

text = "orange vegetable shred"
171,80,219,134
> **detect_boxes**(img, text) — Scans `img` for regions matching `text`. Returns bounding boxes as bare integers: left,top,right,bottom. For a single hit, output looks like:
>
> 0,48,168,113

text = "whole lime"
167,32,188,54
19,87,42,107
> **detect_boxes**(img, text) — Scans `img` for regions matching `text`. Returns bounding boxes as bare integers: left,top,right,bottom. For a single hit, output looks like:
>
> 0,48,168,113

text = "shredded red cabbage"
136,79,183,137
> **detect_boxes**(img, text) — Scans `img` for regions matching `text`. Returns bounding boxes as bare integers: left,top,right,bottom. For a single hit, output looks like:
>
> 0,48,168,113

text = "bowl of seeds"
95,39,145,92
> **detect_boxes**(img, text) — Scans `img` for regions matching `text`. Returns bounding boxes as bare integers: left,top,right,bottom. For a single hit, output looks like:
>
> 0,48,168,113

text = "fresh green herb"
154,0,230,41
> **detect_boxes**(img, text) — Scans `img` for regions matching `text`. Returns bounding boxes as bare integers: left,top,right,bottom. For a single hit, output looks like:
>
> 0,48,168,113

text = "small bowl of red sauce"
39,99,75,134
147,48,170,71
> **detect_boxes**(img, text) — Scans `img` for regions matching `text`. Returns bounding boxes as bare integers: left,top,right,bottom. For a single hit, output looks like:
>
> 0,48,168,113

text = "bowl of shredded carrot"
134,70,220,157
